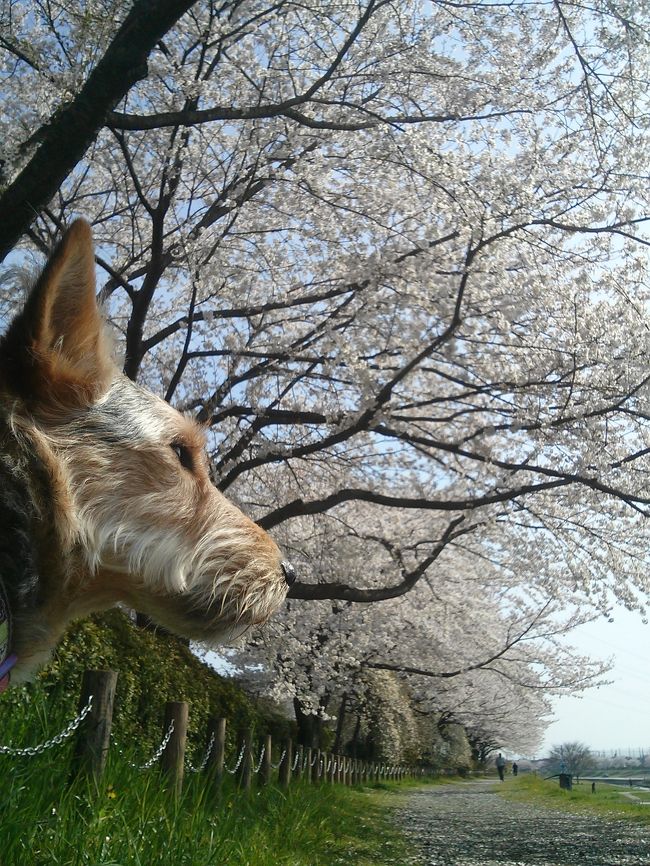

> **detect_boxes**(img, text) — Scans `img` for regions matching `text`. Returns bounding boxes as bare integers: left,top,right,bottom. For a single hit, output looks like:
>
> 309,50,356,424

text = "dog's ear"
0,220,115,409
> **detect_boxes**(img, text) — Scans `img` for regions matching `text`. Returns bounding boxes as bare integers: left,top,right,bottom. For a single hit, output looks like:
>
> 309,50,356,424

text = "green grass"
0,739,424,866
0,653,436,866
499,773,650,824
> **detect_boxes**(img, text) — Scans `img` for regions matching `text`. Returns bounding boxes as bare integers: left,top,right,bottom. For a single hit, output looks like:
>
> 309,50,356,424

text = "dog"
0,220,294,691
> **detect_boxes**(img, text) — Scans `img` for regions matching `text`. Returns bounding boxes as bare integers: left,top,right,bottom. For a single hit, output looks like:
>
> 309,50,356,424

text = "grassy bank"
499,774,650,824
0,612,428,865
1,743,422,866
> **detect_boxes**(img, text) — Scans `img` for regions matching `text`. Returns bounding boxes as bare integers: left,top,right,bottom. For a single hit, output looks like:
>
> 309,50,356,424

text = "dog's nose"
281,560,296,587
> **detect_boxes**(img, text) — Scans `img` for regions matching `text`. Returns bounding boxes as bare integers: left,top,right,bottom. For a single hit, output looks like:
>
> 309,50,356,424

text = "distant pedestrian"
496,753,506,782
512,762,518,777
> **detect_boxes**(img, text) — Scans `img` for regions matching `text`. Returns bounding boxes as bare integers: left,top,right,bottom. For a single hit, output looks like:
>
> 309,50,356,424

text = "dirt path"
397,781,650,865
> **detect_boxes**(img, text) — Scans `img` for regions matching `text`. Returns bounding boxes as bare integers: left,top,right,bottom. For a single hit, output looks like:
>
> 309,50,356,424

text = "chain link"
187,731,216,774
0,692,409,784
224,744,246,775
270,749,286,770
0,695,94,757
253,743,266,774
119,720,175,771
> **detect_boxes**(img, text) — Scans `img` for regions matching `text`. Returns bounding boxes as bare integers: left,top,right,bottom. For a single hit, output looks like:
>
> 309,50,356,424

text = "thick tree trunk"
0,0,198,261
293,696,330,749
294,697,317,748
333,692,348,754
350,713,362,758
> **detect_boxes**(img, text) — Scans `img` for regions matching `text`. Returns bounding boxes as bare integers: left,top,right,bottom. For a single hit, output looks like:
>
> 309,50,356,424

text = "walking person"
496,753,506,782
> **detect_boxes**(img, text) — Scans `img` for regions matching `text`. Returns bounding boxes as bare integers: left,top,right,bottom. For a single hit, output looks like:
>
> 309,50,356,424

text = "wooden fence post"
279,738,292,788
326,752,334,784
311,748,321,784
160,701,188,796
237,728,253,790
323,752,329,783
205,717,226,789
260,733,272,786
70,669,118,784
305,747,313,782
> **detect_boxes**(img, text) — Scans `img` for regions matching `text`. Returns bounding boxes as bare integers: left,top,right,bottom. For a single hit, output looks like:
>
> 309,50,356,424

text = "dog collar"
0,576,17,693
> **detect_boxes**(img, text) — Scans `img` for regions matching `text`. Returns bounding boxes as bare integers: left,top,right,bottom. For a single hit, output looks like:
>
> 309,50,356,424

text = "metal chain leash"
0,695,94,757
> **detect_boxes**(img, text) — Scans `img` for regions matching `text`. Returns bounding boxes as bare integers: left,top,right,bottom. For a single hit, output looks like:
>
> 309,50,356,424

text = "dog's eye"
171,442,193,471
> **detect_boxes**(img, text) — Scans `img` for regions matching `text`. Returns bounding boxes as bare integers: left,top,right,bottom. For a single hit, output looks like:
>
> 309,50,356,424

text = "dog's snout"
281,560,296,587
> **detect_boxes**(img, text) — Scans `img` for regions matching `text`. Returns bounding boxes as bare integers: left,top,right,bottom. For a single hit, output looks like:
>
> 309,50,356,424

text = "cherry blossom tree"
237,533,602,749
1,0,649,750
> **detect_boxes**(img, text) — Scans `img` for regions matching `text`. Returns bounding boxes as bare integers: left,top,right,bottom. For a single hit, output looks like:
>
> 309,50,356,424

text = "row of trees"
1,0,649,756
546,742,650,777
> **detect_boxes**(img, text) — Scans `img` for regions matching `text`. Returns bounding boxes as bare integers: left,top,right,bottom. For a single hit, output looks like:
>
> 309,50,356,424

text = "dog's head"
0,221,292,678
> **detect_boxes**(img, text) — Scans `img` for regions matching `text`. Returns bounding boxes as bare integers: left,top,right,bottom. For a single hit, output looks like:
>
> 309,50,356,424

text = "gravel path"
397,781,650,865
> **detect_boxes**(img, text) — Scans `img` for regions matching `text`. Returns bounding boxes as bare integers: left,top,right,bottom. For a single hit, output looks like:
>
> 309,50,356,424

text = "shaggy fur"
0,221,290,684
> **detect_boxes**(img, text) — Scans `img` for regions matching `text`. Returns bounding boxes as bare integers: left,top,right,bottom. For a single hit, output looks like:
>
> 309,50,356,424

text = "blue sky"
540,606,650,757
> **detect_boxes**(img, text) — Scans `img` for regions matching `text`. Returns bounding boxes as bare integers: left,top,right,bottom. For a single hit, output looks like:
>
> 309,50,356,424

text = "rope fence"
0,669,427,794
